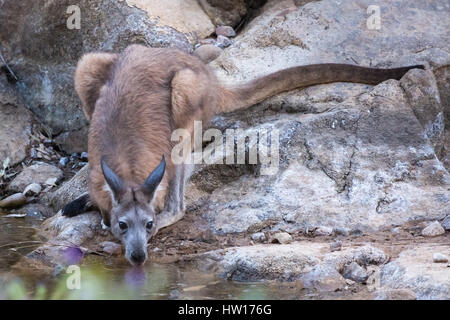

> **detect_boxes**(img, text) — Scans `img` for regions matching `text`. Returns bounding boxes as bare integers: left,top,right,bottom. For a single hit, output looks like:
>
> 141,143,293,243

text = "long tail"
218,63,424,112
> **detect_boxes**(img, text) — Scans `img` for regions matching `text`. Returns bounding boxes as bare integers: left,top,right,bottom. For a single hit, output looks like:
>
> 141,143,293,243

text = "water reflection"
0,210,330,300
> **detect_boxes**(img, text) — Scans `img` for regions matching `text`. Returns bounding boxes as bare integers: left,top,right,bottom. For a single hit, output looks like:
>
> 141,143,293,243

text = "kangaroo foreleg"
155,163,193,232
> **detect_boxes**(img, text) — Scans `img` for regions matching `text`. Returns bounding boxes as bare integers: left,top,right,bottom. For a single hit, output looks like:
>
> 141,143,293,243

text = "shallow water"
0,212,42,273
0,211,360,300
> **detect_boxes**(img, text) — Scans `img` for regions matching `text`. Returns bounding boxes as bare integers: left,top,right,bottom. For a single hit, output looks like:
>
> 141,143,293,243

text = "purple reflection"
64,246,84,265
125,266,147,288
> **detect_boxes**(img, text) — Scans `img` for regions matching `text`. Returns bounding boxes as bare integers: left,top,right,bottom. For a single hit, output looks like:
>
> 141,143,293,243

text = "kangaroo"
62,44,423,265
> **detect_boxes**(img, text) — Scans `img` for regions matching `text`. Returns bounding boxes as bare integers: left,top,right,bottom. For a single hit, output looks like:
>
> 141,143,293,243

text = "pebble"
169,289,180,300
44,177,58,186
314,226,333,236
432,252,448,263
334,227,349,236
80,152,88,161
342,262,368,283
345,279,355,285
391,227,401,234
199,38,216,45
193,44,222,63
441,216,450,231
215,26,236,37
23,183,42,196
421,221,445,237
70,153,79,162
270,232,292,244
216,35,232,48
330,240,342,252
0,193,27,208
59,157,69,167
251,232,266,242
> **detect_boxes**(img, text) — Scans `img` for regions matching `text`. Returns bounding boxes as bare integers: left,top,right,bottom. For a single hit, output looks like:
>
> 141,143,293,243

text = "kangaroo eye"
146,221,153,230
119,221,128,230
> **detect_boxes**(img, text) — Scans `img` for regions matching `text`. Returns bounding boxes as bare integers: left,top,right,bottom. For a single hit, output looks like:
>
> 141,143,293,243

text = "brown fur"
74,44,423,227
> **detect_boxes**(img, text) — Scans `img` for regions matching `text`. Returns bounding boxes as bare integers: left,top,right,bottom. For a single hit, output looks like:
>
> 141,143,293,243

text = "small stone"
23,183,42,196
216,35,232,48
44,177,58,187
270,232,292,244
301,264,346,292
0,193,27,208
215,26,236,37
421,221,445,237
334,227,349,236
441,216,450,231
80,152,88,161
70,153,79,162
193,44,222,63
342,262,368,283
59,157,69,167
100,241,122,256
169,289,180,300
391,227,401,234
330,241,342,252
314,226,333,236
345,279,355,285
251,232,266,242
199,38,216,45
432,252,448,263
349,229,363,236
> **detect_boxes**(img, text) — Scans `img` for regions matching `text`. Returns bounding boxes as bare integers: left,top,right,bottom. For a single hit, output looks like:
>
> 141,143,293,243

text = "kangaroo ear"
101,157,126,202
141,156,166,197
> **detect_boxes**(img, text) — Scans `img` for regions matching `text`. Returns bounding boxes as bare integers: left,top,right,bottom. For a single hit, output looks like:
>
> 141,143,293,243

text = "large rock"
380,245,450,300
0,74,34,166
7,162,63,193
192,0,450,234
191,243,387,291
0,0,194,153
48,164,90,212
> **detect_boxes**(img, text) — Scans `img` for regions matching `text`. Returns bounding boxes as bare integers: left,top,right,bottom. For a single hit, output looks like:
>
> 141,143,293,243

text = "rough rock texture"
380,245,450,300
441,216,450,231
0,74,34,166
0,0,193,153
47,164,90,212
421,221,446,237
194,0,450,234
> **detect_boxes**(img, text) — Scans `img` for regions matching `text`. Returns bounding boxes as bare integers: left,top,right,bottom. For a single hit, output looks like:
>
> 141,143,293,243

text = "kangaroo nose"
130,250,146,265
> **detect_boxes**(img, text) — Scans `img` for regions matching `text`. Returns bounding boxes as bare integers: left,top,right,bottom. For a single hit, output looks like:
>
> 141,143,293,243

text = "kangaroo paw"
61,194,92,217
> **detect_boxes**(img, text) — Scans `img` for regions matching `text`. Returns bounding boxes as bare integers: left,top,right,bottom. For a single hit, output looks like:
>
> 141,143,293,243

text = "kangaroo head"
101,156,165,266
